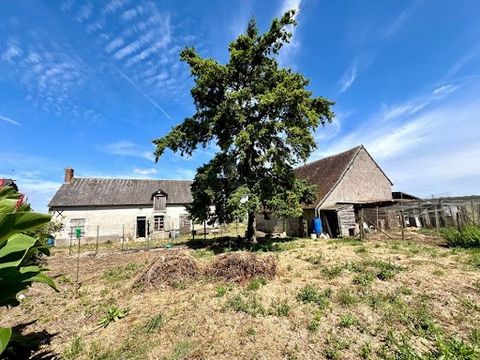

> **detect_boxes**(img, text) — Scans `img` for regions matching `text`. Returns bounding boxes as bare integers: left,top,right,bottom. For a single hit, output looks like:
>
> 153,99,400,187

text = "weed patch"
296,285,331,309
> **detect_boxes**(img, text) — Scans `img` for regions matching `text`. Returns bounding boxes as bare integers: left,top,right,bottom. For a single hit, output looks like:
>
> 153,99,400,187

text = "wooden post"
69,235,73,256
376,206,379,230
75,235,81,297
456,212,461,232
434,206,440,233
359,208,364,240
95,225,99,256
121,224,125,251
399,206,405,241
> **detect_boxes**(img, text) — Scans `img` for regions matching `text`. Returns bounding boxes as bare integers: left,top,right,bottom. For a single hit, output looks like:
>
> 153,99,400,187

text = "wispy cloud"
0,114,21,126
102,140,155,161
338,56,373,94
381,10,410,39
0,34,103,122
62,0,190,99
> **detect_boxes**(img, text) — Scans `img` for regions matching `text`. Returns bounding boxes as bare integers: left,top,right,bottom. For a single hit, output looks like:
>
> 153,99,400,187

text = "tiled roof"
294,146,363,209
48,178,192,208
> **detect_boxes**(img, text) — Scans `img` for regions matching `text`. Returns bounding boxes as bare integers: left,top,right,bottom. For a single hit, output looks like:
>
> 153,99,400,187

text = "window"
70,218,85,238
154,215,165,231
154,195,166,211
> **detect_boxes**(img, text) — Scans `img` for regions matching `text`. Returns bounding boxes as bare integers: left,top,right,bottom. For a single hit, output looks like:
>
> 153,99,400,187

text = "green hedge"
441,225,480,248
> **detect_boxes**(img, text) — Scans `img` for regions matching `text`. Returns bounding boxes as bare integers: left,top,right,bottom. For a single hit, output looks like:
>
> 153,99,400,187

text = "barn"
48,169,193,245
257,145,395,237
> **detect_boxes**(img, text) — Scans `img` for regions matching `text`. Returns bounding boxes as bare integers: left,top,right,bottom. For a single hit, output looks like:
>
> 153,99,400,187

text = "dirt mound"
135,253,200,287
207,251,277,283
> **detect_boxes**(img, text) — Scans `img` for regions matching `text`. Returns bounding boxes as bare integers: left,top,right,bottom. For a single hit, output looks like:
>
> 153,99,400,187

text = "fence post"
95,225,99,256
400,207,405,241
75,236,81,297
434,206,440,233
376,206,379,230
122,224,125,251
69,235,73,256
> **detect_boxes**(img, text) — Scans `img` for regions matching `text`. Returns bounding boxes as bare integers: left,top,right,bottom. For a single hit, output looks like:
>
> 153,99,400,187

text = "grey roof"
48,178,193,208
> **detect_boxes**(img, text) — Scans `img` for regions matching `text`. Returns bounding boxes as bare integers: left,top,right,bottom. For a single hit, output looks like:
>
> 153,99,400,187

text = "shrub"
441,225,480,248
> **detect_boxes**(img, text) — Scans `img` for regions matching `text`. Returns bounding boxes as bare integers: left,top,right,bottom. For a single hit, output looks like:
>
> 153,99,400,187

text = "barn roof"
294,145,392,209
48,178,193,208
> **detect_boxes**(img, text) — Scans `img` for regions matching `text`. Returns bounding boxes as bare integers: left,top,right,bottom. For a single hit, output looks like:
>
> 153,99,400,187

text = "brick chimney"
64,168,74,183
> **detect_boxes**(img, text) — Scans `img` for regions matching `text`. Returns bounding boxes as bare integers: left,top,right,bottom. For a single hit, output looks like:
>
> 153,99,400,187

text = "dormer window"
154,194,166,211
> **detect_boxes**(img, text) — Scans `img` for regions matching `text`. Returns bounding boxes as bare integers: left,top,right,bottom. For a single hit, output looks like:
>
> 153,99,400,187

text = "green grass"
246,277,267,291
339,314,359,328
144,314,164,333
296,284,331,309
269,299,291,317
226,293,266,316
336,288,359,307
102,263,142,283
63,336,84,360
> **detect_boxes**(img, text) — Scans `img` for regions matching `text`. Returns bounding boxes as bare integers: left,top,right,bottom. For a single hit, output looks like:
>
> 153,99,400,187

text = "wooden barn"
257,145,395,237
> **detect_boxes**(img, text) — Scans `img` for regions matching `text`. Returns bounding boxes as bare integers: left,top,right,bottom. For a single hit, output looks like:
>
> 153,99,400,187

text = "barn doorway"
320,210,339,238
136,216,146,238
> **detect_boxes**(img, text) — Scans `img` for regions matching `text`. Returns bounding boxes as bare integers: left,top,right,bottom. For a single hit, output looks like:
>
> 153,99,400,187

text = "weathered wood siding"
321,148,392,209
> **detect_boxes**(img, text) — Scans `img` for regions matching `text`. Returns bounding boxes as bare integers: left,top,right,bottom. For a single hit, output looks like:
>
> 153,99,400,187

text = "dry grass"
1,230,479,359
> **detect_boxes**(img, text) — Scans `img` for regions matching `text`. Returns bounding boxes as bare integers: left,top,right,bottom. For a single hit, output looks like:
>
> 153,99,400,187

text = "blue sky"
1,0,479,211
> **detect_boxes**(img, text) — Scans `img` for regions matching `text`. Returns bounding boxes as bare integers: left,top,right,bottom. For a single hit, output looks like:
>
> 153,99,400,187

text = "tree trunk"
247,212,257,243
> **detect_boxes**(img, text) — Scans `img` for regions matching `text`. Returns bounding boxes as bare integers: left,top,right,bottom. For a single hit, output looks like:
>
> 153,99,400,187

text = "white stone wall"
50,205,190,245
321,148,393,209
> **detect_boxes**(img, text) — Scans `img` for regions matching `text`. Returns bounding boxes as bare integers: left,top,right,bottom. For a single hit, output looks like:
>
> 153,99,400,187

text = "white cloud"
338,63,358,93
133,167,157,176
312,79,480,197
102,140,155,161
0,114,21,126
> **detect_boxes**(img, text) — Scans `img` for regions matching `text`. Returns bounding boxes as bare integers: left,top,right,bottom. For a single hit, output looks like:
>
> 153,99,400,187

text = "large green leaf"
0,212,51,243
0,327,12,355
0,266,58,306
0,234,38,269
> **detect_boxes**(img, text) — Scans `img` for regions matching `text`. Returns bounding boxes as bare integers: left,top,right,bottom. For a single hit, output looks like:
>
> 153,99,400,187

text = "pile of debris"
135,254,200,288
134,251,278,288
206,251,277,283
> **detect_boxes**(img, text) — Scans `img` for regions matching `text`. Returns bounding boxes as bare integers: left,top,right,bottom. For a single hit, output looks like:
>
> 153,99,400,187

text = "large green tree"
153,10,334,242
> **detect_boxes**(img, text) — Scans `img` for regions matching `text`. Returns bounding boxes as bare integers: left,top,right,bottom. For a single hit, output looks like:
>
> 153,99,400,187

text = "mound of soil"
135,253,200,287
207,251,277,283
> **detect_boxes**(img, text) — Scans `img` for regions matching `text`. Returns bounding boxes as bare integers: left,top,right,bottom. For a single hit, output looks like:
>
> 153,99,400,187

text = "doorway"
136,216,146,238
320,210,339,238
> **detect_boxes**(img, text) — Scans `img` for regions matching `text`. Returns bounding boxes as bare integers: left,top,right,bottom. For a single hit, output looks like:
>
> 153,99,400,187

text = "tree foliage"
0,183,57,355
153,10,334,241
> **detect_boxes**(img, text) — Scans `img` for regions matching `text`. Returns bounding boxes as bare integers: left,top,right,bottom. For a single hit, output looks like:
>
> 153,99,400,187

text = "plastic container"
312,218,323,234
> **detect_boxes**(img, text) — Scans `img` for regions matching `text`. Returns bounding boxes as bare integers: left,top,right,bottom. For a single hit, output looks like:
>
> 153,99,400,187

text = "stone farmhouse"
48,169,193,245
257,145,394,237
49,145,395,244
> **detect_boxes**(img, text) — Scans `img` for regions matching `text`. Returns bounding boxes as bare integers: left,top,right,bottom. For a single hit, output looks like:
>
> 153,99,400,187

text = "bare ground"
1,230,479,359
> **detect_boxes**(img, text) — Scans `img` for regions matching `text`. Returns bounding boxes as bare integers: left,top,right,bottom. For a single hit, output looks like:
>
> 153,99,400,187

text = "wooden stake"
75,236,81,297
121,224,125,251
95,225,99,256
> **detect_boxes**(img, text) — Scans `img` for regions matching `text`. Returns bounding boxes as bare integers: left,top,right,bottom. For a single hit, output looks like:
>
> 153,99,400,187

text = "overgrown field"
1,233,480,359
